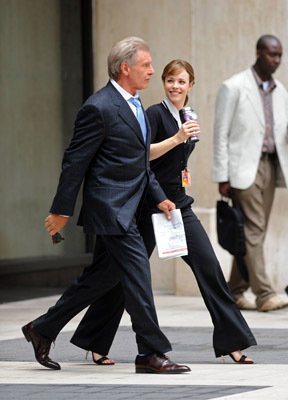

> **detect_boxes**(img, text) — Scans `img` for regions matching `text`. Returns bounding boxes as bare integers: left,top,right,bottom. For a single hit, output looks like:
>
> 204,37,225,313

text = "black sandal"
85,351,115,365
229,353,254,364
93,355,115,365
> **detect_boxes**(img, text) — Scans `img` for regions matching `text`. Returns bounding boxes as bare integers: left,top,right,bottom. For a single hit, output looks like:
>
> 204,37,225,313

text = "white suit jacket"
212,68,288,189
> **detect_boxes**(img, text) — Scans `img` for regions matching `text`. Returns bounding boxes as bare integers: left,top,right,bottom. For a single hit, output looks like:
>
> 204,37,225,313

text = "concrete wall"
0,0,63,259
0,0,85,262
92,0,288,294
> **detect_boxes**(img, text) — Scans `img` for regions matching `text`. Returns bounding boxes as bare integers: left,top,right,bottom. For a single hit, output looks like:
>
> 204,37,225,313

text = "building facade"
1,0,287,296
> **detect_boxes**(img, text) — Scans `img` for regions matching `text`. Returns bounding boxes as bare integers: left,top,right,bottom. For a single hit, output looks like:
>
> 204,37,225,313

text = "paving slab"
0,292,287,400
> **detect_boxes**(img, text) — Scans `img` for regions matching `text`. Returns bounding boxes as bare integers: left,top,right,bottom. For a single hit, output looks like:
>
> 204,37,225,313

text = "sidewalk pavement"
0,291,287,400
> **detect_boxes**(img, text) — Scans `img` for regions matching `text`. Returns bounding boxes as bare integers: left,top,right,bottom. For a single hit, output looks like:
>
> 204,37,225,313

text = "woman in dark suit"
72,60,257,364
137,59,256,363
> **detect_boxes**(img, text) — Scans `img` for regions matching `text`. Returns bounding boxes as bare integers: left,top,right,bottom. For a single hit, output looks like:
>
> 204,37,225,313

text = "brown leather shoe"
135,353,191,374
22,322,61,370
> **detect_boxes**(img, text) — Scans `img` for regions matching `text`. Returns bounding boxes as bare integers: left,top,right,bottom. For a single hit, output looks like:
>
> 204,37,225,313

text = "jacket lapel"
243,69,265,127
272,82,283,133
106,82,147,146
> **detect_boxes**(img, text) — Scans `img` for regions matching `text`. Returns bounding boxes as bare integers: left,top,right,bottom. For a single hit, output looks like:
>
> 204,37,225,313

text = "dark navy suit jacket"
50,81,166,235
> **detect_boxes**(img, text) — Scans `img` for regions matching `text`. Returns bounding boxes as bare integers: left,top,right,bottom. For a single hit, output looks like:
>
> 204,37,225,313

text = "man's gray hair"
107,36,149,81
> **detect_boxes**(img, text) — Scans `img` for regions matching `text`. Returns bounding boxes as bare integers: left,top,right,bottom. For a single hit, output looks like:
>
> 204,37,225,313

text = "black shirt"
146,102,195,209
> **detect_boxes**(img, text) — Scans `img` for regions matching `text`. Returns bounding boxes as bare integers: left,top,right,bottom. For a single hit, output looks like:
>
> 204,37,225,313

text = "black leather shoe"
135,353,191,374
22,322,61,370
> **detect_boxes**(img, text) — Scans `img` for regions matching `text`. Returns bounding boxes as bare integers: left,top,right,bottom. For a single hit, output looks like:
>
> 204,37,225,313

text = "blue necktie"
129,97,147,143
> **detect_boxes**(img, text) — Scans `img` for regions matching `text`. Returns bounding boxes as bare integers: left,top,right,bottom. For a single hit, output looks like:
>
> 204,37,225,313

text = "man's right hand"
219,182,232,197
45,214,69,236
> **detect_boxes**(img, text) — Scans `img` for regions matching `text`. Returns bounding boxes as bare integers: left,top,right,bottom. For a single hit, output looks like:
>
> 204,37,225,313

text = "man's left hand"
157,199,176,220
45,214,69,236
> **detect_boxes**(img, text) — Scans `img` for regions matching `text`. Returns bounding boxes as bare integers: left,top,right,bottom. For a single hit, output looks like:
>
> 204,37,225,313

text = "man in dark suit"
22,37,190,374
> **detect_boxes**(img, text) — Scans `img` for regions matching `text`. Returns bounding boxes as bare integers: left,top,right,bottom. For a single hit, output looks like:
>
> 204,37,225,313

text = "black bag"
216,199,249,282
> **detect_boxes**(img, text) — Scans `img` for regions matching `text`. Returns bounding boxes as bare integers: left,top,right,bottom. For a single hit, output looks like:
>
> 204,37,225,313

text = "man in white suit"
213,34,288,312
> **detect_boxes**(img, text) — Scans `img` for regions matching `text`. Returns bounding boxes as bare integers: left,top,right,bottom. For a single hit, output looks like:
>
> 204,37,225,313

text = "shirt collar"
251,66,276,92
163,97,182,128
110,79,139,101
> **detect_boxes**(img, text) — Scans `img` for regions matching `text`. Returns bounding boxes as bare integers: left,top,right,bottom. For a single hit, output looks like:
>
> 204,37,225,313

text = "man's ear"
120,61,130,76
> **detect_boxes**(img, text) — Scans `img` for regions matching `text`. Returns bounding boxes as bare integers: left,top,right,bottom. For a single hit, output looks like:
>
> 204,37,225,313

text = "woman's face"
163,68,193,109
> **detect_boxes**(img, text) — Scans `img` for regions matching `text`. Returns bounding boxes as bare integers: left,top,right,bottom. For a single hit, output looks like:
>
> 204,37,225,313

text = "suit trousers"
229,156,277,308
72,205,256,357
33,220,172,355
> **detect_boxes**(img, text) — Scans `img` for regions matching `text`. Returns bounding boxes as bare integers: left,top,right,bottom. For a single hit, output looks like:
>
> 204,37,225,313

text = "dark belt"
261,152,276,160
